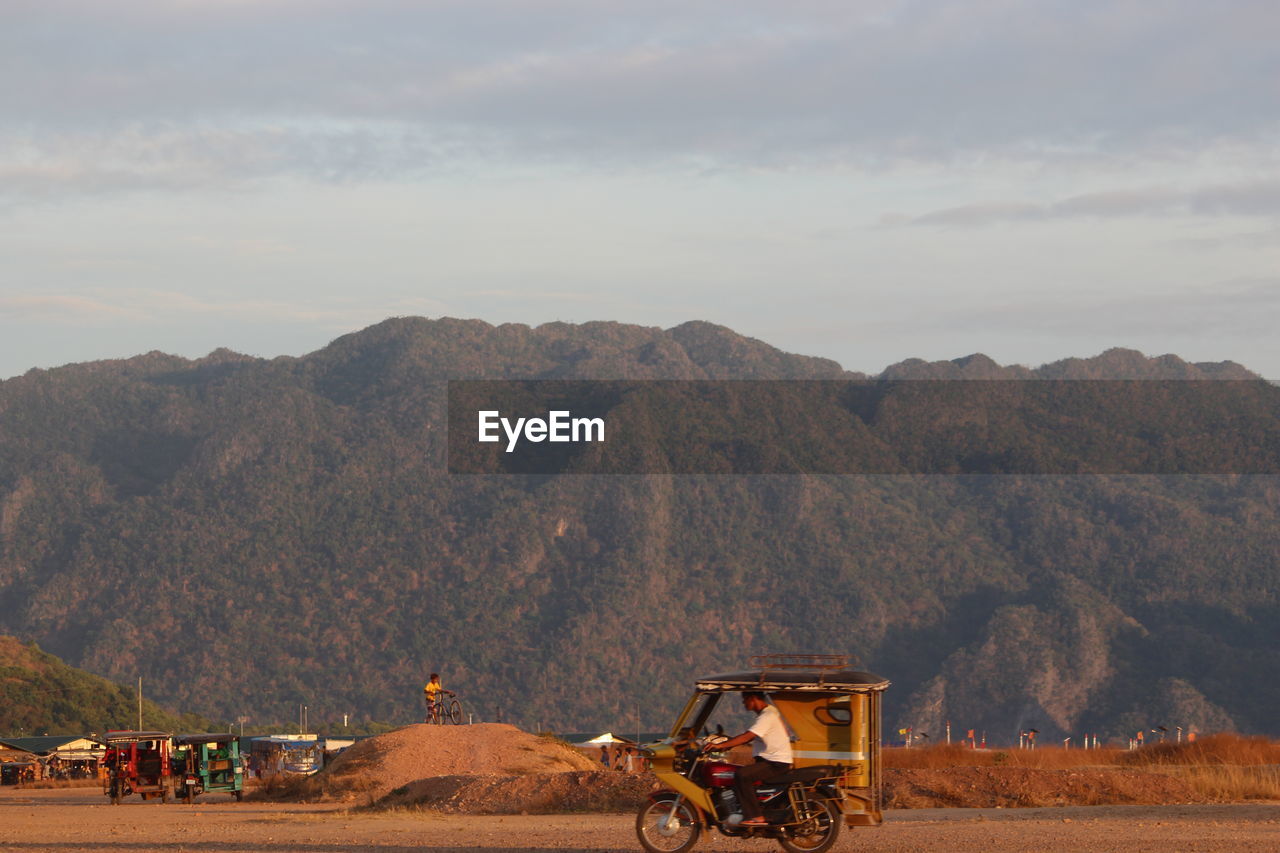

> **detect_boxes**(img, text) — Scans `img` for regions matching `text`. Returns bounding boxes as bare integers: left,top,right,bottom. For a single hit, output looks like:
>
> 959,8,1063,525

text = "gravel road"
1,787,1276,852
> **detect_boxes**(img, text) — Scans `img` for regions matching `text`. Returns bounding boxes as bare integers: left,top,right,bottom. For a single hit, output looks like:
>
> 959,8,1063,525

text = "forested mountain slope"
0,635,211,735
0,317,1275,738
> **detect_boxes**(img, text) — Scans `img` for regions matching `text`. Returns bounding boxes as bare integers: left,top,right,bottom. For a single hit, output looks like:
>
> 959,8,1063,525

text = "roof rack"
749,654,851,672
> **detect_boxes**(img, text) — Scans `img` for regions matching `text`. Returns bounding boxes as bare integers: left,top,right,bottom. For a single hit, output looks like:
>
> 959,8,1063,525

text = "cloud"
0,293,141,322
3,0,1278,188
910,276,1280,340
904,181,1280,226
0,287,446,329
1174,228,1280,250
0,121,474,203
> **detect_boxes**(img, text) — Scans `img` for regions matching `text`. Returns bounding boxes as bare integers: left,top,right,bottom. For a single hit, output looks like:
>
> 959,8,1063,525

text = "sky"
3,0,1278,379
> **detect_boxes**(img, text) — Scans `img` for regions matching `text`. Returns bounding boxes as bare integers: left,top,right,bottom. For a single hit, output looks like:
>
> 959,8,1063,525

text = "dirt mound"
380,766,1205,814
885,767,1205,808
268,723,599,803
379,770,659,813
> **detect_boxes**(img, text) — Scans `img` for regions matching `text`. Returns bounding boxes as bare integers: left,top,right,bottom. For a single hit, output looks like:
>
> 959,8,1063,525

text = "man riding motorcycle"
701,691,791,827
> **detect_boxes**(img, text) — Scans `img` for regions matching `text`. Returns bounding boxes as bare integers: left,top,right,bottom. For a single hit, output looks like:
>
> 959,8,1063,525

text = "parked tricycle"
173,734,245,802
100,731,175,804
637,654,889,853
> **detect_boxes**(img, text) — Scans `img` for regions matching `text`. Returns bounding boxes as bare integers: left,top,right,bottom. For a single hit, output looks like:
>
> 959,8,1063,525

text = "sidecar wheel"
636,797,701,853
777,794,840,853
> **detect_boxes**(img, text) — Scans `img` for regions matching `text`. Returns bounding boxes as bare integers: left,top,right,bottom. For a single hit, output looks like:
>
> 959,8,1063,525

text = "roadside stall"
0,742,38,785
249,734,323,776
0,736,104,781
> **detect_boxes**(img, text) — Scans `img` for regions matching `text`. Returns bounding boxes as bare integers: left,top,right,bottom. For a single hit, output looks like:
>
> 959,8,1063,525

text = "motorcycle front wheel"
635,797,701,853
777,794,840,853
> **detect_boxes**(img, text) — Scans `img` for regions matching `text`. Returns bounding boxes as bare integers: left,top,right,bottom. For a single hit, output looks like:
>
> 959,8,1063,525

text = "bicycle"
425,692,462,725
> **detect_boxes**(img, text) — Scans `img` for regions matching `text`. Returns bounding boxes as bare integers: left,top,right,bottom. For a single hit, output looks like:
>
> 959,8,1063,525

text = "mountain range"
0,317,1275,740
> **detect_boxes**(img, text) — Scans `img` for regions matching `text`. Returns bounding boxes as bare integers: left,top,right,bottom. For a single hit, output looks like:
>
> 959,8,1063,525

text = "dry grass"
887,735,1280,770
251,771,334,801
885,735,1280,803
1151,764,1280,801
885,744,1124,770
1117,734,1280,767
1116,735,1280,801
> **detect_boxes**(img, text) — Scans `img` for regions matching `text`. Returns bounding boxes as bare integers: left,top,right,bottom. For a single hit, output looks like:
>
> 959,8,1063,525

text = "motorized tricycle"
100,731,175,804
636,655,889,853
173,733,245,802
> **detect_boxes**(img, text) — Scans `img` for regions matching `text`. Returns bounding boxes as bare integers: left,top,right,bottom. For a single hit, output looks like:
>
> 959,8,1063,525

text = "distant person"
423,673,454,722
599,744,610,769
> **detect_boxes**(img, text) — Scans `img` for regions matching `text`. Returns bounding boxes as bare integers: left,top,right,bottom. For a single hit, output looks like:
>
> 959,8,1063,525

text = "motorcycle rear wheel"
636,798,701,853
777,794,840,853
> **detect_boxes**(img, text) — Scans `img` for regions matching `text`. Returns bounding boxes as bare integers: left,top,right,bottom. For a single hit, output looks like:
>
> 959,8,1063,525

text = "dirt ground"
260,725,1225,814
884,765,1204,808
2,787,1277,852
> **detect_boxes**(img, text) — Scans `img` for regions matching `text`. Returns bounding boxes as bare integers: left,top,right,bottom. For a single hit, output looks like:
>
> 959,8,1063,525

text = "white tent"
571,732,635,748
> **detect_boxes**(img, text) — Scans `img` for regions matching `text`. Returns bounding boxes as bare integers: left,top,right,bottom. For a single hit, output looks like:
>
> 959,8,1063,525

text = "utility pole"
137,677,143,730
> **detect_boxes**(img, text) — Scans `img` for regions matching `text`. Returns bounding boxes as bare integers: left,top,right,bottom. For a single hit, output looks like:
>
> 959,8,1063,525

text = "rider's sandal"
739,817,768,827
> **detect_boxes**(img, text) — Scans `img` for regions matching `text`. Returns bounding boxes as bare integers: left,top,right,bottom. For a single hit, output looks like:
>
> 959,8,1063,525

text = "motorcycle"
635,743,842,853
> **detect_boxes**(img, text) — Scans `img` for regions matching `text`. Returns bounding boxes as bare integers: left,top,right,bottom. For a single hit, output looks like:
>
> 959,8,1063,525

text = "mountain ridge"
0,317,1274,740
6,317,1255,384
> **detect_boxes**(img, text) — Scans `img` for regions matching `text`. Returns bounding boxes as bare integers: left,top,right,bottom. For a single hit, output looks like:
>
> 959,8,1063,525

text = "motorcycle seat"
769,764,839,785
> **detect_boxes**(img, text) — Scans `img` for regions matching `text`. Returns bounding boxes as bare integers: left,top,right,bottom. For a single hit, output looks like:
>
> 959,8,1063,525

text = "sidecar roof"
695,669,889,693
99,731,172,744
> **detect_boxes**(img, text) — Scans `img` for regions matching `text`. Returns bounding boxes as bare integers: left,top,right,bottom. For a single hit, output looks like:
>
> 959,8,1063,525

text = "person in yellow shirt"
423,673,454,722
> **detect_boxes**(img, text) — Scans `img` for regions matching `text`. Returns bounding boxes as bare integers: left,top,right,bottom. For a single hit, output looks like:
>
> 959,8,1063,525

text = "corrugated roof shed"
0,736,90,755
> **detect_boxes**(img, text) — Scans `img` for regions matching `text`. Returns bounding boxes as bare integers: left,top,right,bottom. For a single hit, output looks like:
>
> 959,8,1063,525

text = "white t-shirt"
749,704,793,764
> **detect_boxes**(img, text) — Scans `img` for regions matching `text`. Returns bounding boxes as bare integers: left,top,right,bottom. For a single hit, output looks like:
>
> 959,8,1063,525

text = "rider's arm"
704,730,756,753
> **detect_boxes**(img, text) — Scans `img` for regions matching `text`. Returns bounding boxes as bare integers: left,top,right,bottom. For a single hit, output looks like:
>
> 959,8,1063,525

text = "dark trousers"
734,757,790,819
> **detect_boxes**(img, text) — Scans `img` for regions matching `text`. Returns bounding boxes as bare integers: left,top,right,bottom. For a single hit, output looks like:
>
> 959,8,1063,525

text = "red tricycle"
100,731,175,804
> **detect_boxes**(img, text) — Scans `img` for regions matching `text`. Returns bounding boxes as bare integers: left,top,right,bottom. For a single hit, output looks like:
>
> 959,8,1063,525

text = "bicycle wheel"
446,697,462,724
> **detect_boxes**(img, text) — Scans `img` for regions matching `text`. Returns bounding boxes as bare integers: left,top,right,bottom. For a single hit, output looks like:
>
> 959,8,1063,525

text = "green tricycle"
172,734,245,803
